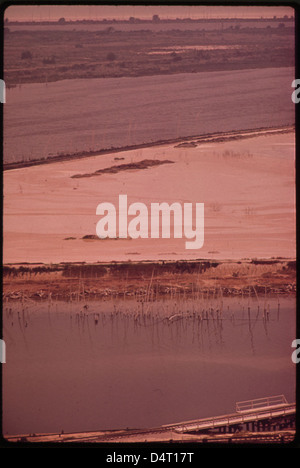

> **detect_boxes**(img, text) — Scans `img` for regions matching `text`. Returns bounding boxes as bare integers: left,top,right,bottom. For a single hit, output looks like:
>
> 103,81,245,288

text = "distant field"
4,23,294,85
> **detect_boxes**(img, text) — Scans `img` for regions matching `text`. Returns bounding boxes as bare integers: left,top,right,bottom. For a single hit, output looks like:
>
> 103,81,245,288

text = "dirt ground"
3,259,296,300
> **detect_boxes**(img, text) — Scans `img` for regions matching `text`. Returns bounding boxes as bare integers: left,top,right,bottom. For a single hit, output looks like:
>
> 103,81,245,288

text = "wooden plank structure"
4,395,296,443
162,395,296,434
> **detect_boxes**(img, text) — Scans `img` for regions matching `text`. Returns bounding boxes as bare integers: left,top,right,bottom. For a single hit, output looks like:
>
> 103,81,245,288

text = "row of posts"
215,416,295,434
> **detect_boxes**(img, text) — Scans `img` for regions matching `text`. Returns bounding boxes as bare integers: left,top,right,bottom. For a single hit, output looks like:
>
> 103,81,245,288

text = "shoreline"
3,258,296,301
3,124,294,171
4,62,293,87
4,427,295,444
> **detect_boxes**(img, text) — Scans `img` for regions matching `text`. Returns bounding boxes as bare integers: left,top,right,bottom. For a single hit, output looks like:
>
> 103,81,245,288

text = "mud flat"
3,128,295,267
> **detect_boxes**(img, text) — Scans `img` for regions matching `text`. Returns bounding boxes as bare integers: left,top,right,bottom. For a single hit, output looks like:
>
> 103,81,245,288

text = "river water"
3,295,296,435
4,67,294,164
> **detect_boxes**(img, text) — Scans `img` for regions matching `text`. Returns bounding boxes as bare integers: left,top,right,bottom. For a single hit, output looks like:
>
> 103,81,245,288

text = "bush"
106,52,116,61
21,50,32,60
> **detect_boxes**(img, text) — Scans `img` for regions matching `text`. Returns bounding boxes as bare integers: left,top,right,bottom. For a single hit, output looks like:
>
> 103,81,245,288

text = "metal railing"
236,395,288,413
173,403,296,433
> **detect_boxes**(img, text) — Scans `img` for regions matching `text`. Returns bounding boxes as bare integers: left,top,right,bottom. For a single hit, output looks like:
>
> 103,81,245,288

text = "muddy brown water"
3,294,296,435
4,67,294,165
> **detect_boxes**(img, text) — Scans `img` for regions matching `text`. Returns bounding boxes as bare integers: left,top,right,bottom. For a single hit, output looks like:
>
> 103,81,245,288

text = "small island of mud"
71,159,174,179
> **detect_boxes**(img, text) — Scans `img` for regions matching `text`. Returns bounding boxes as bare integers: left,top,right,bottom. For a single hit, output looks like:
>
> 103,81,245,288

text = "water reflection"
3,295,295,435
